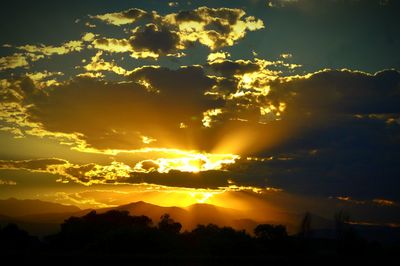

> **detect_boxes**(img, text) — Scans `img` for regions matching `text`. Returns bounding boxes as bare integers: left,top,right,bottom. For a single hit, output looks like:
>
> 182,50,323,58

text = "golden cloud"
88,7,264,59
17,40,83,56
82,51,128,76
0,53,29,70
92,8,149,26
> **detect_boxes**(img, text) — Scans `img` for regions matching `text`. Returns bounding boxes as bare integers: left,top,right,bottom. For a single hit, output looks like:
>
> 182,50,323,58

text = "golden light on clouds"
0,53,29,70
92,8,148,26
134,150,239,173
202,108,223,127
207,51,230,62
0,2,397,233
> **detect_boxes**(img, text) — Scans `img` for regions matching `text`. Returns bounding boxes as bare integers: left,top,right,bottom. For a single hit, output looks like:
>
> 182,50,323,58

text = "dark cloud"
270,69,400,117
129,65,217,105
175,10,203,22
1,68,399,203
129,24,181,55
171,6,241,22
128,170,232,189
0,158,67,171
89,6,264,58
17,66,221,150
234,69,400,201
207,60,261,76
121,8,147,20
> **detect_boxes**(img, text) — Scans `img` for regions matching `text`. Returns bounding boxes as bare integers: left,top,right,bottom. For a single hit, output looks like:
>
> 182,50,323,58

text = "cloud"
82,51,128,76
0,158,67,171
207,51,230,62
91,8,149,26
0,3,399,204
0,78,87,148
0,53,29,70
0,66,222,151
163,6,264,50
0,7,264,66
267,0,299,8
82,32,96,42
208,59,262,76
91,27,181,59
333,196,398,207
0,158,129,185
0,40,85,71
0,157,239,188
0,179,17,185
92,37,132,53
269,69,400,119
129,24,182,57
89,7,264,59
25,71,63,88
373,198,396,207
17,40,83,56
4,61,398,164
229,69,400,200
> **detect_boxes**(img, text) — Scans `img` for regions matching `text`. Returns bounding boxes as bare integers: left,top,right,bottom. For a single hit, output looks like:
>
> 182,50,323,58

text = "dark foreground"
1,210,399,265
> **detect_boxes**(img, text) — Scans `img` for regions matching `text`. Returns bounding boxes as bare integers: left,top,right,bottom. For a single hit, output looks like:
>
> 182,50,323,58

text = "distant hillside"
0,199,332,235
0,198,81,217
0,199,399,243
0,199,260,234
97,201,255,232
0,214,61,236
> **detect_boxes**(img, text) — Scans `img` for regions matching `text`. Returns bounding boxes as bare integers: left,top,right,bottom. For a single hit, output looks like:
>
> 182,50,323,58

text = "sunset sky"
0,0,399,225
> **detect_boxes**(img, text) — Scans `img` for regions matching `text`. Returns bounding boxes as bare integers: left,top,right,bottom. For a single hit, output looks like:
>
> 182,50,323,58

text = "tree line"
0,210,399,263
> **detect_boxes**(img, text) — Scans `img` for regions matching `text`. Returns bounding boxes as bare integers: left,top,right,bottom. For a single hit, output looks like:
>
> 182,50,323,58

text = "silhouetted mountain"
0,200,258,234
0,214,60,237
1,199,399,244
0,198,80,217
97,201,254,232
105,201,189,224
1,210,398,264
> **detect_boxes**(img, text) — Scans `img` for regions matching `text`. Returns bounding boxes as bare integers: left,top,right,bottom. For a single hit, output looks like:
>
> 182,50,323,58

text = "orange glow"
40,183,283,213
212,127,260,155
134,151,239,173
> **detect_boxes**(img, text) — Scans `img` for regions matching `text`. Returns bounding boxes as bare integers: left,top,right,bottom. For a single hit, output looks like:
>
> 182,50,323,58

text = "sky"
0,0,399,225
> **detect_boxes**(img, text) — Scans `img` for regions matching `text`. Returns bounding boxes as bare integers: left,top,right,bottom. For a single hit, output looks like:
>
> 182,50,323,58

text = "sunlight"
189,191,214,203
134,151,240,173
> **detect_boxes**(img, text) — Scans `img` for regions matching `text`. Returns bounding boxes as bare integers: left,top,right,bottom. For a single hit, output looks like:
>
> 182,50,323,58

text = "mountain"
0,198,81,217
0,214,61,236
96,201,252,231
1,199,399,243
0,199,259,234
0,198,319,235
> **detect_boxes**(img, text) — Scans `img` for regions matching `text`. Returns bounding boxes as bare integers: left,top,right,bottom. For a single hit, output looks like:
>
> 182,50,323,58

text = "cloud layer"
0,2,399,211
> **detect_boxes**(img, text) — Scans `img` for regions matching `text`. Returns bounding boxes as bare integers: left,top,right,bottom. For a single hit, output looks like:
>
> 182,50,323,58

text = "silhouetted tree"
0,223,39,252
298,211,312,238
186,224,252,255
254,224,288,241
334,210,367,254
334,209,350,240
158,213,182,234
51,210,156,253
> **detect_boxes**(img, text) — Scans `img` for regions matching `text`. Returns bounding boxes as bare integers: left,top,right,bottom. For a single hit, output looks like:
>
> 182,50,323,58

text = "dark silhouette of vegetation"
0,210,399,264
334,209,369,254
298,211,312,239
254,224,288,241
158,213,182,234
0,223,39,253
184,224,253,255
